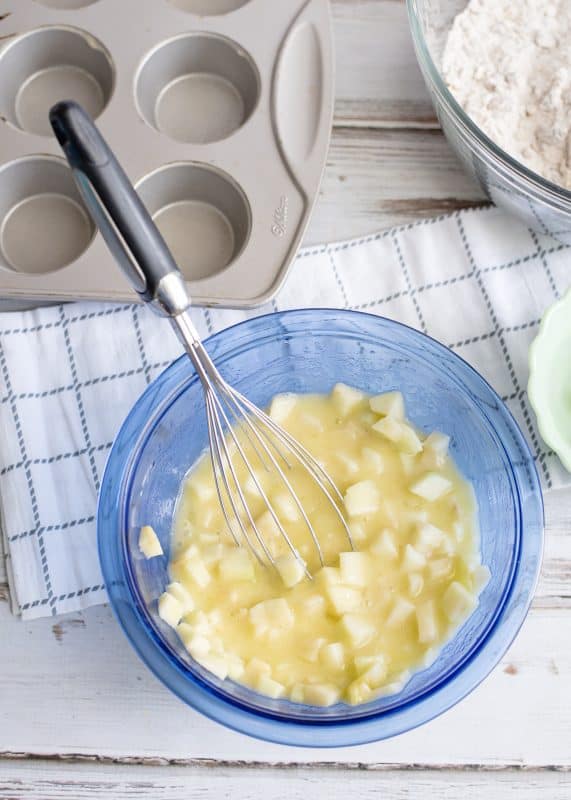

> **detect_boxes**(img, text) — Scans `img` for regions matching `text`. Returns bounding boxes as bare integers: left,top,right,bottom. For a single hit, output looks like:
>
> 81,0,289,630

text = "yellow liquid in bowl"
151,385,489,706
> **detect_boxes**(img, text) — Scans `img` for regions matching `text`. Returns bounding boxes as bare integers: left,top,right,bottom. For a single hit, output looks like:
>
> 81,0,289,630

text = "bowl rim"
405,0,571,209
98,308,544,747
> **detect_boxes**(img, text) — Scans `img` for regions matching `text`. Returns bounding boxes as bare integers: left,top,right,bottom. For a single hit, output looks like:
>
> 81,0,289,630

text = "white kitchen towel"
1,205,568,619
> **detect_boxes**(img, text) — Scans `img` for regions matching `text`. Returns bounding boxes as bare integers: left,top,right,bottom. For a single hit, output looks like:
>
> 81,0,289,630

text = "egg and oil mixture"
141,384,489,707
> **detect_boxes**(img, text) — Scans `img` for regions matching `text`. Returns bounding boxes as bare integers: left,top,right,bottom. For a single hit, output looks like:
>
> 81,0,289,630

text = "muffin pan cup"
0,0,333,306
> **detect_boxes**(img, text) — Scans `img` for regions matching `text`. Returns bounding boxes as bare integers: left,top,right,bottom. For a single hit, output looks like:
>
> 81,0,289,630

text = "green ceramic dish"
529,288,571,472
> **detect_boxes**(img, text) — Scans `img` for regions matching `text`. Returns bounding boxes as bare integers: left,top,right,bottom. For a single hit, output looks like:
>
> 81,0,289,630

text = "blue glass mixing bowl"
98,309,543,747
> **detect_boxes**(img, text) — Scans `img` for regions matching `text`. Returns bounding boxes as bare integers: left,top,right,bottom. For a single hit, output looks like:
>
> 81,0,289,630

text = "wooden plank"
0,761,570,800
306,127,486,244
0,490,568,766
0,598,568,766
331,0,436,127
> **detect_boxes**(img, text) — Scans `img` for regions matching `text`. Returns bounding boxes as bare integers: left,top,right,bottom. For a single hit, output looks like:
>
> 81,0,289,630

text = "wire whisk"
50,101,353,575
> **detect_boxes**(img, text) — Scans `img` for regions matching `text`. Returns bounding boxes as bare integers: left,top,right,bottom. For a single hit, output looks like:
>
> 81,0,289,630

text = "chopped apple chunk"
303,683,341,707
369,391,405,420
416,600,438,644
332,383,366,417
344,480,381,517
443,581,477,623
339,551,370,586
158,592,183,629
410,473,452,502
370,528,398,559
341,614,375,648
269,393,297,424
327,585,363,615
275,553,306,587
139,525,163,558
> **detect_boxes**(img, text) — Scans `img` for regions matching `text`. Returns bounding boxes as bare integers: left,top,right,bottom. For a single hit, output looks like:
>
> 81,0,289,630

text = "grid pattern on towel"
1,206,567,619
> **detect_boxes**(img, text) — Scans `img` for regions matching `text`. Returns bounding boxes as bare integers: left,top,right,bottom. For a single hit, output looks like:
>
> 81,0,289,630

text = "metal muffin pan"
0,0,333,306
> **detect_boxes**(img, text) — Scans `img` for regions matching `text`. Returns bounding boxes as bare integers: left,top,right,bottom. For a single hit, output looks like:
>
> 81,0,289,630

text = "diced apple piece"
370,529,398,559
273,492,301,523
386,596,415,627
442,581,477,623
255,510,282,543
269,393,297,424
354,654,385,674
408,572,424,598
208,609,222,627
219,548,255,582
360,410,378,427
369,391,405,420
402,544,427,571
245,658,271,683
300,411,325,433
197,654,229,681
227,654,245,681
275,553,306,588
316,566,343,588
428,558,453,583
290,684,305,703
250,598,294,630
166,582,194,614
410,473,452,502
362,447,384,474
416,600,438,644
186,635,211,659
257,675,286,699
452,521,465,542
372,417,422,455
344,480,381,517
398,424,424,455
421,431,450,469
471,564,491,593
158,591,183,629
336,451,360,477
339,551,370,586
320,642,345,670
202,542,225,566
327,585,363,615
182,558,211,589
341,614,376,648
372,415,402,445
139,525,163,558
187,610,212,636
303,683,341,707
302,594,326,615
348,521,368,544
191,478,216,503
415,523,445,555
362,658,389,689
374,670,411,698
175,621,195,647
300,637,326,663
175,543,199,564
332,383,366,417
347,679,373,705
243,472,266,499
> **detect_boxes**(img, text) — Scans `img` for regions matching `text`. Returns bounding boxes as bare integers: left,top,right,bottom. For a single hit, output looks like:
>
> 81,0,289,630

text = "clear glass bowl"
98,309,543,747
407,0,571,243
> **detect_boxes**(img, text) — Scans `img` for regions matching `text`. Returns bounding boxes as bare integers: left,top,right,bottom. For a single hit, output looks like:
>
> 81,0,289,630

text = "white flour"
442,0,571,188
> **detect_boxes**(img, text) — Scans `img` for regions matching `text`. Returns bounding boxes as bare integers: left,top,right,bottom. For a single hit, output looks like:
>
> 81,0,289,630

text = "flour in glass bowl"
442,0,571,189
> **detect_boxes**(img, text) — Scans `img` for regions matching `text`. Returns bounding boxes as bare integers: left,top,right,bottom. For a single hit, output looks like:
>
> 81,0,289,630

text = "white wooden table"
1,3,570,798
